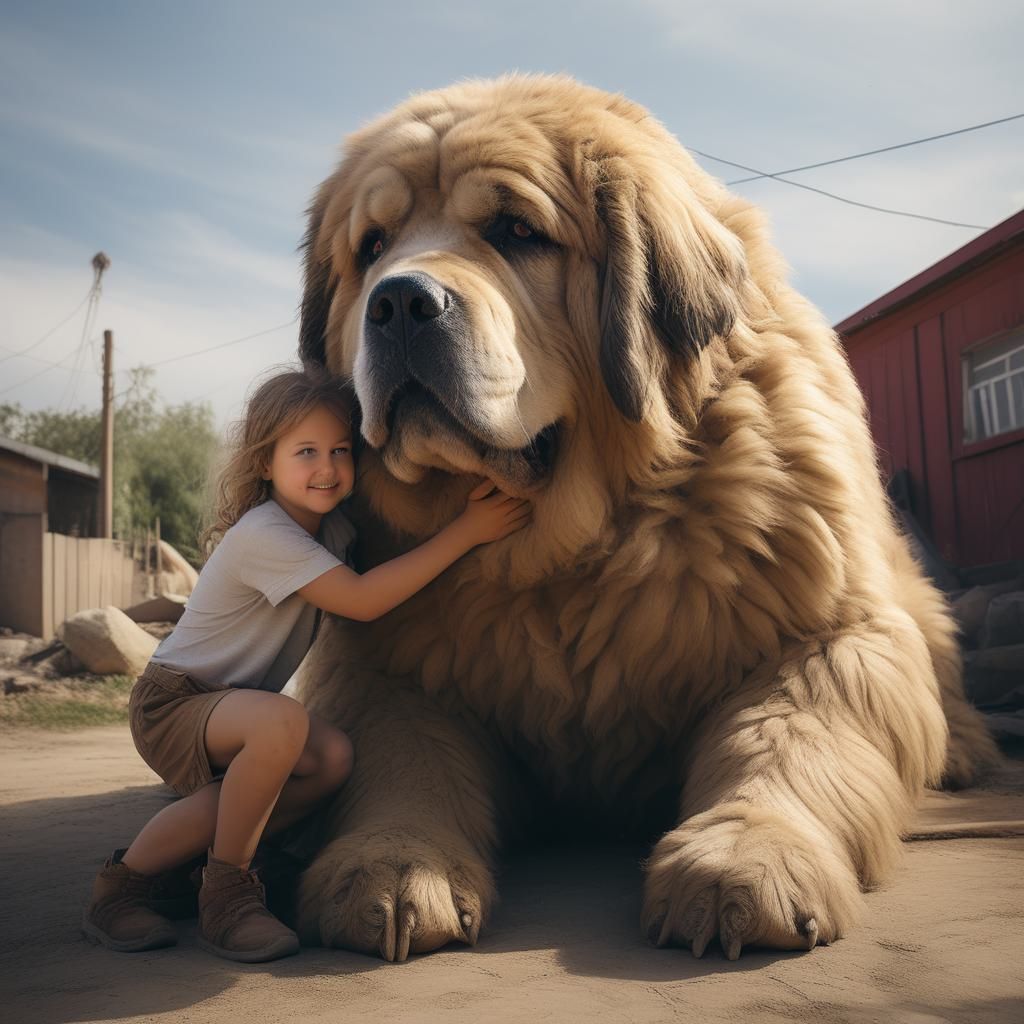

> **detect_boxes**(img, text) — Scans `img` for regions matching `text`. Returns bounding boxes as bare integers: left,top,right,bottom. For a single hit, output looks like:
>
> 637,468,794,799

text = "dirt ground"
1,726,1022,1024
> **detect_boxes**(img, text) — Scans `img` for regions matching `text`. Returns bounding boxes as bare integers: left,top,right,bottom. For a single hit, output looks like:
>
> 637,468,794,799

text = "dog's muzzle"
359,271,558,491
365,272,452,350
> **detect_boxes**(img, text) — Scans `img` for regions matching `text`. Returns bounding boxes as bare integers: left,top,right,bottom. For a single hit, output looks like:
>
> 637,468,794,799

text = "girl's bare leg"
204,690,309,867
122,699,353,875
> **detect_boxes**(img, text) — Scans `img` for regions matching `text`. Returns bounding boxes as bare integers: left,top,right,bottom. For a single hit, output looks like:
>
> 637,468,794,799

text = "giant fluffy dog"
293,75,998,961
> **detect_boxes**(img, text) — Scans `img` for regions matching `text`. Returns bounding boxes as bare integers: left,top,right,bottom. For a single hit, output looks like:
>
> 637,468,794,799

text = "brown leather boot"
81,852,178,952
94,847,203,921
197,851,299,962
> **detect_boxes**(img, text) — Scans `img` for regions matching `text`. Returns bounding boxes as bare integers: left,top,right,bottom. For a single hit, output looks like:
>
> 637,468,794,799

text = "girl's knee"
278,698,311,753
206,689,308,770
253,695,309,760
321,729,354,789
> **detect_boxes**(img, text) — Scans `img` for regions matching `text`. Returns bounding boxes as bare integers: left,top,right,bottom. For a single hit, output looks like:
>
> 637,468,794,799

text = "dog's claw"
659,913,675,950
804,918,819,951
395,907,416,963
646,912,666,947
460,911,480,945
690,911,717,959
377,898,397,962
679,886,716,957
719,899,752,961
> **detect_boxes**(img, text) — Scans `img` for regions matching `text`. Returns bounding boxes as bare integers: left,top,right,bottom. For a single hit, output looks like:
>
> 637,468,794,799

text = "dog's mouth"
383,379,423,437
377,379,559,493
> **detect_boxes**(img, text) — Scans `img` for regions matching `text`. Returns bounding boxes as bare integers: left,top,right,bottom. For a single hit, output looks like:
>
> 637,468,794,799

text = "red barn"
837,209,1024,574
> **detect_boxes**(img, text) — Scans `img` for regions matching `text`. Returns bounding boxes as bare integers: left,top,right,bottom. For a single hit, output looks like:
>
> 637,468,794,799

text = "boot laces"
122,871,154,900
220,870,267,913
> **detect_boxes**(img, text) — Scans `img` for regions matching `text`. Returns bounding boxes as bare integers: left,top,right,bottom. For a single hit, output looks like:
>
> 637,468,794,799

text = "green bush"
1,368,219,565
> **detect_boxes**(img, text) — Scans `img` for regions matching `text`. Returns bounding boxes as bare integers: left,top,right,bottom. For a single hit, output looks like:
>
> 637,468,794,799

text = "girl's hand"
301,480,532,621
456,480,532,546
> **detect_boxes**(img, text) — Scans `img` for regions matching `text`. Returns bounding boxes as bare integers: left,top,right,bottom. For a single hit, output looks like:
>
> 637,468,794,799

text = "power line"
3,317,297,401
0,256,110,404
0,289,93,367
692,149,988,229
1,317,294,402
144,318,296,367
0,362,64,398
59,256,108,410
0,336,100,398
0,343,84,369
9,114,1010,398
724,113,1024,185
108,318,299,401
59,301,100,410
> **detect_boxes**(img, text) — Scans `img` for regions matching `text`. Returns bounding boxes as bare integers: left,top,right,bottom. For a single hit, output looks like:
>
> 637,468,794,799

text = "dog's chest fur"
353,557,763,800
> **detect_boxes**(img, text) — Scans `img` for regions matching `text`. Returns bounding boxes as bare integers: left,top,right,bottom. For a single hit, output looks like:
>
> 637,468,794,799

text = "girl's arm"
297,483,530,622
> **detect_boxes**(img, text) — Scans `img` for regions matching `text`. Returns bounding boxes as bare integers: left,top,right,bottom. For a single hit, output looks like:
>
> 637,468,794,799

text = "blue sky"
2,0,1022,426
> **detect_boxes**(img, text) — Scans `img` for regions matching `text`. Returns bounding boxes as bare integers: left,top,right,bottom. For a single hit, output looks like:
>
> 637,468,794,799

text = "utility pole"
92,251,112,538
100,329,114,538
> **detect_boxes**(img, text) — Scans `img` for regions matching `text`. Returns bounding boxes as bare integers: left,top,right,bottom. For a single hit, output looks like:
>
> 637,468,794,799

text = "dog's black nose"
366,273,451,345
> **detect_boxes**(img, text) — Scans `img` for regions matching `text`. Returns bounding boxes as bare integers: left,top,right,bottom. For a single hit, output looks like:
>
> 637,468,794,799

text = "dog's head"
300,76,751,563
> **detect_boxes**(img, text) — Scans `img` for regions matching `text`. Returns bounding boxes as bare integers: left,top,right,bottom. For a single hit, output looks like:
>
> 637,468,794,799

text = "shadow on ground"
2,732,1023,1024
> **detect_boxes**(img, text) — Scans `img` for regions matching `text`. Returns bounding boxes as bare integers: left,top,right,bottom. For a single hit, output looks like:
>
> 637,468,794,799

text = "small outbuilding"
837,209,1024,575
0,436,136,637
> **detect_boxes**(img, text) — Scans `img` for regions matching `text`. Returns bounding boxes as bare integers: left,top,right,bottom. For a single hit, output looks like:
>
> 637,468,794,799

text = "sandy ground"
1,726,1023,1024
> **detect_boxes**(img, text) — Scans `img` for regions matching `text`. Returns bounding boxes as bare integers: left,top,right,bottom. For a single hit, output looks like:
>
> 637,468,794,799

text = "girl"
82,367,530,962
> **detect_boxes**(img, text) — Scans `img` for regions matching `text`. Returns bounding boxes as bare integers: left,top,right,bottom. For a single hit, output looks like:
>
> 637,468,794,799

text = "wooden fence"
1,516,169,638
39,533,150,640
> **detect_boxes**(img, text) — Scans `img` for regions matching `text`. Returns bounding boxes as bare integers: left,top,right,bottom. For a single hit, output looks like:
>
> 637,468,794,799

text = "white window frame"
963,329,1024,444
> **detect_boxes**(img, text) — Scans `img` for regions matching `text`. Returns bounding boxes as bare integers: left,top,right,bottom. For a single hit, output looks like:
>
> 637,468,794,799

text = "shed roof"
835,208,1024,338
0,435,99,479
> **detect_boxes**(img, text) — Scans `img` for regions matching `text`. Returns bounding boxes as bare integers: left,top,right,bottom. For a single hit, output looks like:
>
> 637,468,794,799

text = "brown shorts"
128,661,237,797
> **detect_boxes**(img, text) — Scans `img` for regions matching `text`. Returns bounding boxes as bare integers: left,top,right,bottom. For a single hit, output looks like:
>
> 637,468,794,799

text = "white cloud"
636,0,1017,85
0,239,302,427
0,25,339,236
2,0,1021,422
139,211,300,296
716,133,1024,320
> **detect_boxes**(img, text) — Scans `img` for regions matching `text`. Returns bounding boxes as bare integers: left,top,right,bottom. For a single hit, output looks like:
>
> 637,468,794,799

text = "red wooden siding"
841,239,1024,569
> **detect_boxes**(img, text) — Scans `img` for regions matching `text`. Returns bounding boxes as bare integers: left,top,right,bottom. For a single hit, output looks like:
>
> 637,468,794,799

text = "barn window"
963,329,1024,442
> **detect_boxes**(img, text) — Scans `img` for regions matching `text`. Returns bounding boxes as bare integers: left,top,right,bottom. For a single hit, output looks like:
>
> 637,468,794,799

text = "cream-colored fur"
293,75,1000,961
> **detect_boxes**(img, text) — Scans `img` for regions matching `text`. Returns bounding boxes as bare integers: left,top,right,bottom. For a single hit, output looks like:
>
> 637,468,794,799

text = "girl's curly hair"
201,366,353,557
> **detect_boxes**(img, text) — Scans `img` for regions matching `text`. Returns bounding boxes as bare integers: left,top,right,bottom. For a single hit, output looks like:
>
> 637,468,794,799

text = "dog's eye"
484,214,548,254
359,229,387,269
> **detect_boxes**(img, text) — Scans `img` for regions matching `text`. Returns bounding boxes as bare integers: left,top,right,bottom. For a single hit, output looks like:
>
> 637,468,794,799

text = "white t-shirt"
151,499,356,692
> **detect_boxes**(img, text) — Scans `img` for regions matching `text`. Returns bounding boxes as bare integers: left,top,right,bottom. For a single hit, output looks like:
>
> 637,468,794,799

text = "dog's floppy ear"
596,172,661,422
595,156,747,421
298,184,335,368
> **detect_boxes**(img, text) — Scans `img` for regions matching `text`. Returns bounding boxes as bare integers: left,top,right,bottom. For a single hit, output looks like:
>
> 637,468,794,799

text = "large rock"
57,606,157,676
157,541,198,597
951,580,1021,649
0,637,31,662
981,592,1024,650
963,644,1024,707
124,593,188,624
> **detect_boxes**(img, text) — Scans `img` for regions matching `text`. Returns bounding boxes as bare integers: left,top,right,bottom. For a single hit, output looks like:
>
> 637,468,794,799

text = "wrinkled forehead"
343,111,571,245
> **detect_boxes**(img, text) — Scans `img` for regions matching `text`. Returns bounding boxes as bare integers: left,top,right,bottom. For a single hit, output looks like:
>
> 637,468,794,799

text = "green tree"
2,369,219,565
0,403,24,438
0,402,101,464
114,369,219,564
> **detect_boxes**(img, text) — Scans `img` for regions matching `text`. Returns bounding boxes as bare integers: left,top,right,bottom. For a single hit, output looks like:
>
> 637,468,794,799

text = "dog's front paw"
296,826,493,961
641,803,862,959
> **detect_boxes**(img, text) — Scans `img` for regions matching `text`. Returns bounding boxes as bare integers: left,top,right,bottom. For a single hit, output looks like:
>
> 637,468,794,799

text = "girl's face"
263,404,354,530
